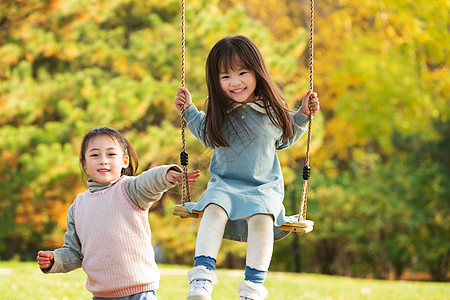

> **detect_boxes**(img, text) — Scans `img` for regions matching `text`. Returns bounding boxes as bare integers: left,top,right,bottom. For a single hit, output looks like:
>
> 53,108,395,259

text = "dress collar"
228,98,268,114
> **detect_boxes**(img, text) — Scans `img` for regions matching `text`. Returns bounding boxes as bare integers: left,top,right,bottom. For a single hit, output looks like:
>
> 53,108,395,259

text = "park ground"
0,261,449,299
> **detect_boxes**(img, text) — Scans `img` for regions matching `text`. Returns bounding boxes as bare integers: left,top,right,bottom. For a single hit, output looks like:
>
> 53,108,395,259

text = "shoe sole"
187,296,211,300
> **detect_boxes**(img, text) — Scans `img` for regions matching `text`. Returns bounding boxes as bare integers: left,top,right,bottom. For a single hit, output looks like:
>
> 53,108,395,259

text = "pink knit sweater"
73,176,159,297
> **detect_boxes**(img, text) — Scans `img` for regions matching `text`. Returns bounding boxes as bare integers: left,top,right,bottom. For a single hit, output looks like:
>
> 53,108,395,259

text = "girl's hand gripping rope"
174,87,193,111
301,90,320,116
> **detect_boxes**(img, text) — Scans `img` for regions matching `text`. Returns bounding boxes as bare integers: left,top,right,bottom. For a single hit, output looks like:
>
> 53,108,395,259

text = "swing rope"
179,0,190,204
299,0,315,222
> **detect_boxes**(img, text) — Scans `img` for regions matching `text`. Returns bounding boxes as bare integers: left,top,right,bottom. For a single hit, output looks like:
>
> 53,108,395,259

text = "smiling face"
219,65,257,103
81,134,129,184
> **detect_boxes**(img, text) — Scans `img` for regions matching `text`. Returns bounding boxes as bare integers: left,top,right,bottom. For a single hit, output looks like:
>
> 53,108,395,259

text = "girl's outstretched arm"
125,165,199,210
174,87,193,111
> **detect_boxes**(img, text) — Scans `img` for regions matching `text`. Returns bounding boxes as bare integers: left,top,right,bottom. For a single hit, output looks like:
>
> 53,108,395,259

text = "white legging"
195,204,274,271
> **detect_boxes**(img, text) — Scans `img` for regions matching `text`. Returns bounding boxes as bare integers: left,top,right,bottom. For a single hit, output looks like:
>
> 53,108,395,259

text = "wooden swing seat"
278,220,314,234
173,203,314,233
172,203,203,219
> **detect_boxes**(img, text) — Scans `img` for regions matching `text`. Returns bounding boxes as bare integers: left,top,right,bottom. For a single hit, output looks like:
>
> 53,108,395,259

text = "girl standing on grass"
174,35,320,300
37,126,199,299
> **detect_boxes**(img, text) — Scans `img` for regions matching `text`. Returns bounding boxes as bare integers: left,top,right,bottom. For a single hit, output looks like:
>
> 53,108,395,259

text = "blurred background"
0,0,448,282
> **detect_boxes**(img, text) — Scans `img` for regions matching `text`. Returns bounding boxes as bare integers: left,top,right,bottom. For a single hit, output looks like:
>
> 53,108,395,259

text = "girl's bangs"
218,48,244,72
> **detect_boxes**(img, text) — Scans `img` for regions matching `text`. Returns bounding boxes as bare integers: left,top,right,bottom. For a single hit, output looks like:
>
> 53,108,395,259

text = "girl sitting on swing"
174,35,320,300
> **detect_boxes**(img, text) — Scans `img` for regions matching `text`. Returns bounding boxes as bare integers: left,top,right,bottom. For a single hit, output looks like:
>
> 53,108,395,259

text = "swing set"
172,0,316,235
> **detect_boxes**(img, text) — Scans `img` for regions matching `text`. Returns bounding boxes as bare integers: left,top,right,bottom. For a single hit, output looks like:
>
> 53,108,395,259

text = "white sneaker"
187,266,218,300
237,281,268,300
187,279,214,300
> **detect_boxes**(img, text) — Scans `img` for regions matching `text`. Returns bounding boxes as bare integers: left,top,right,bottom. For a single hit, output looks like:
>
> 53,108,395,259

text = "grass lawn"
0,261,449,299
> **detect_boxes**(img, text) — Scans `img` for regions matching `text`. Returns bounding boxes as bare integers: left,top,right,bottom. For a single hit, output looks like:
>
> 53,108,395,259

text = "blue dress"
184,100,310,242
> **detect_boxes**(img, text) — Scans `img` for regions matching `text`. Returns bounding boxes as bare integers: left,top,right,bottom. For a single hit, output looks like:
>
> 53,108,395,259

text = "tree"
0,0,312,263
1,0,447,281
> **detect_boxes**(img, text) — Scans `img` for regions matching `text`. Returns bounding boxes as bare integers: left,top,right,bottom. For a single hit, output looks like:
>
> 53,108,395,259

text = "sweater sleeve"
42,204,83,274
275,106,311,150
124,164,181,210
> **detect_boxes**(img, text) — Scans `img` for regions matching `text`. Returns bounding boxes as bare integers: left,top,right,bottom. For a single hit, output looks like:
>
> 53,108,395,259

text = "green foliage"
0,0,308,261
295,0,449,281
0,0,448,281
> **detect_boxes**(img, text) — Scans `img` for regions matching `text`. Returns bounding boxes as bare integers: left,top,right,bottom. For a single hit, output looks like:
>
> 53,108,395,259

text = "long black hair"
203,35,294,148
